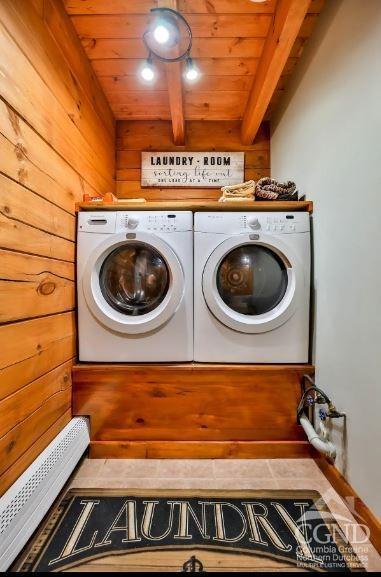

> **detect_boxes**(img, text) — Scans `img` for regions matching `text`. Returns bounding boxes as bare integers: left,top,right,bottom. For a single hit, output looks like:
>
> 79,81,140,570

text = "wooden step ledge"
73,363,314,371
73,364,314,459
90,441,313,460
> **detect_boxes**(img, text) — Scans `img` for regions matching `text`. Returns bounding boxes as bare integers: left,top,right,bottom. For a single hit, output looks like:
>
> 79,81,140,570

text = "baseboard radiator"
0,417,90,571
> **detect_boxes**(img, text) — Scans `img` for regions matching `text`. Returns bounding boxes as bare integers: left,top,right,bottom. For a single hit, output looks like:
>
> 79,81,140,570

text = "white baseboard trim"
0,417,90,571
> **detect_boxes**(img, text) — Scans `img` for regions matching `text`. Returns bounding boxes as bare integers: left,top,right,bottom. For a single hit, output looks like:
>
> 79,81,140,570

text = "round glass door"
83,231,185,335
216,245,288,316
99,242,169,316
202,235,301,334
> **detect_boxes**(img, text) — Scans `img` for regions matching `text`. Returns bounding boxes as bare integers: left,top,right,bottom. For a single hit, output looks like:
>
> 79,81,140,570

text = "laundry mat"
14,490,363,572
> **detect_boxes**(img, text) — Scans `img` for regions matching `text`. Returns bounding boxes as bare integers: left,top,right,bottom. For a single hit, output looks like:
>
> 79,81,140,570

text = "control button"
247,217,261,230
127,216,139,229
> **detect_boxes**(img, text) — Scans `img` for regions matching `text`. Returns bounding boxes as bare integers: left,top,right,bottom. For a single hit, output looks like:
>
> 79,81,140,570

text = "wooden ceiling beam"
241,0,310,145
158,0,185,145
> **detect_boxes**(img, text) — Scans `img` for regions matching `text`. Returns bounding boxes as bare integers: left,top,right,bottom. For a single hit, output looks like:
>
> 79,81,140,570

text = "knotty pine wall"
0,0,114,495
116,120,270,199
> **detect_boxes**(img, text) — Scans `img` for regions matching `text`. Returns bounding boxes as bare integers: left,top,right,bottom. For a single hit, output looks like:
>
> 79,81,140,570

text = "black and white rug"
14,489,363,572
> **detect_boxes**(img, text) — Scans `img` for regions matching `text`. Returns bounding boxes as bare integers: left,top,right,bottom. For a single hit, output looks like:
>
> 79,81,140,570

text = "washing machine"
194,212,310,363
77,211,193,362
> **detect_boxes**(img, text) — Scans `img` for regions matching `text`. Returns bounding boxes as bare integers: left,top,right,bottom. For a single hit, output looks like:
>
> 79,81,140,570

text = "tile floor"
70,458,381,572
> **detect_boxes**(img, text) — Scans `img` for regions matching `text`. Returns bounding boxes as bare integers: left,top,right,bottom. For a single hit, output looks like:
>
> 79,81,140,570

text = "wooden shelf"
76,200,313,213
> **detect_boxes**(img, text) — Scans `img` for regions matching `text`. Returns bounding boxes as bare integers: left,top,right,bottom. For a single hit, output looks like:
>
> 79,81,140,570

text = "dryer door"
202,234,303,334
83,232,184,334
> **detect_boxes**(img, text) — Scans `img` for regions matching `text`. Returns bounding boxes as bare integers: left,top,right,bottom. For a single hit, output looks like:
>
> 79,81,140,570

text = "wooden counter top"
76,200,313,213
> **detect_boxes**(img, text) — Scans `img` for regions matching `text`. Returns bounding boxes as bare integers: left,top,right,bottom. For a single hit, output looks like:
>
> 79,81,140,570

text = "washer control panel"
78,211,193,233
195,212,310,234
117,212,189,232
144,214,179,232
263,215,297,233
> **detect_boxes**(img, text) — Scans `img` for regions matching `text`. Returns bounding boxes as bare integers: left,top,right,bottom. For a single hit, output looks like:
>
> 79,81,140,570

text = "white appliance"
194,212,310,363
77,211,193,362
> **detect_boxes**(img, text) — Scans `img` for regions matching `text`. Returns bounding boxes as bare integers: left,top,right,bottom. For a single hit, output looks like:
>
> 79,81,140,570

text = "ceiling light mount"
139,7,199,83
143,7,192,62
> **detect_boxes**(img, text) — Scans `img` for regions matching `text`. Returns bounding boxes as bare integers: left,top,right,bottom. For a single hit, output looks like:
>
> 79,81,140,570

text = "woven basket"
219,180,255,202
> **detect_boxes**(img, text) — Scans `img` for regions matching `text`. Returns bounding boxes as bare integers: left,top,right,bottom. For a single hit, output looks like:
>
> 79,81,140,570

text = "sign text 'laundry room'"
141,152,244,188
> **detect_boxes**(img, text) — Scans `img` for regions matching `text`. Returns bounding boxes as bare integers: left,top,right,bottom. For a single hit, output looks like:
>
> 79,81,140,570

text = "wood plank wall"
0,0,115,495
116,120,270,200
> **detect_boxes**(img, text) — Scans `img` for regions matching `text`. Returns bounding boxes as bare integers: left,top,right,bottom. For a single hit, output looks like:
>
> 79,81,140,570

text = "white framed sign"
141,151,244,188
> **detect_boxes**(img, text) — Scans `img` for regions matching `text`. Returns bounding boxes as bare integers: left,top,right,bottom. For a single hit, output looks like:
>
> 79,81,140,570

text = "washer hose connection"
297,375,345,461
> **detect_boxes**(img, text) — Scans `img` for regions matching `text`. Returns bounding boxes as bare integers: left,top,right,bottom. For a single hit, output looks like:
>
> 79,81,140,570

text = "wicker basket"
219,180,255,202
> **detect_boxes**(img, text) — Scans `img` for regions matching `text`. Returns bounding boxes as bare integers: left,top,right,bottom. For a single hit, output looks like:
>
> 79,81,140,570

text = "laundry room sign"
141,152,244,188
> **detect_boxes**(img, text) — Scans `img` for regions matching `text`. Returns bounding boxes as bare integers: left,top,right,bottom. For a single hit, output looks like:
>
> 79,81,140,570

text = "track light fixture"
139,7,199,84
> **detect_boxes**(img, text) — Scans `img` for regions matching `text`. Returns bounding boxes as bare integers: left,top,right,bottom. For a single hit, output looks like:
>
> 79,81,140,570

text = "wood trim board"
90,440,313,459
76,200,313,212
241,0,311,144
315,457,381,554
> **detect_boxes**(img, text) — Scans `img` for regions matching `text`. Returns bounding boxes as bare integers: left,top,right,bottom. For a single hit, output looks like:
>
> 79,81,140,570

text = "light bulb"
140,59,155,82
184,58,199,82
149,14,180,49
153,24,170,44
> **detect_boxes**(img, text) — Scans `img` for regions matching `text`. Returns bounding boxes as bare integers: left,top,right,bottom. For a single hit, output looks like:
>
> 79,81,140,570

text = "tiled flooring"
70,458,381,572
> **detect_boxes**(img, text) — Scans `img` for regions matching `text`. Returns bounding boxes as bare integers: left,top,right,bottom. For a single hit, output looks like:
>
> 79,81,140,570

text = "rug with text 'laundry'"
14,489,363,572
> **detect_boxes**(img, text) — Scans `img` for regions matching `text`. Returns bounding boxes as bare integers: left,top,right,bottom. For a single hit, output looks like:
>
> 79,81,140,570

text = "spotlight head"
150,14,179,49
184,57,199,82
153,23,170,45
140,57,155,82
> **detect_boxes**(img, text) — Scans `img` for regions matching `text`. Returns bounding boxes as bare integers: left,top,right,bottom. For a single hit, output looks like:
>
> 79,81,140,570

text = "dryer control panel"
78,211,193,233
194,212,310,234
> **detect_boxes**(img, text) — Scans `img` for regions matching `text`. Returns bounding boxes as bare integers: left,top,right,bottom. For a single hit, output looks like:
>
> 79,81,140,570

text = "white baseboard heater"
0,417,90,571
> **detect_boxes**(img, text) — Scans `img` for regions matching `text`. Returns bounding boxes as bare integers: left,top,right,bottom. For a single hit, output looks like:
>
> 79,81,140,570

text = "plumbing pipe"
299,412,336,460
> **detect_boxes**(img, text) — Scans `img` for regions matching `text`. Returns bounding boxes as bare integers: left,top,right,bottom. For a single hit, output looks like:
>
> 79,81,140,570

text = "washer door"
83,232,184,334
202,234,302,334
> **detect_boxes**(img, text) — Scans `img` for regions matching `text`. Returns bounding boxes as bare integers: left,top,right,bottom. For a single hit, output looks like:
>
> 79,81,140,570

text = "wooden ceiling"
64,0,324,144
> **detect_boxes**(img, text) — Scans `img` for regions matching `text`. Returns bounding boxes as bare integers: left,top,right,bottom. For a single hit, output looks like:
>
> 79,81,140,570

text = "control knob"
247,217,261,230
127,216,139,229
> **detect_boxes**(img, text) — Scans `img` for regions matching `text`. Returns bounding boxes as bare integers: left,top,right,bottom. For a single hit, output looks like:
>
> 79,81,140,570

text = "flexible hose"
299,412,337,460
